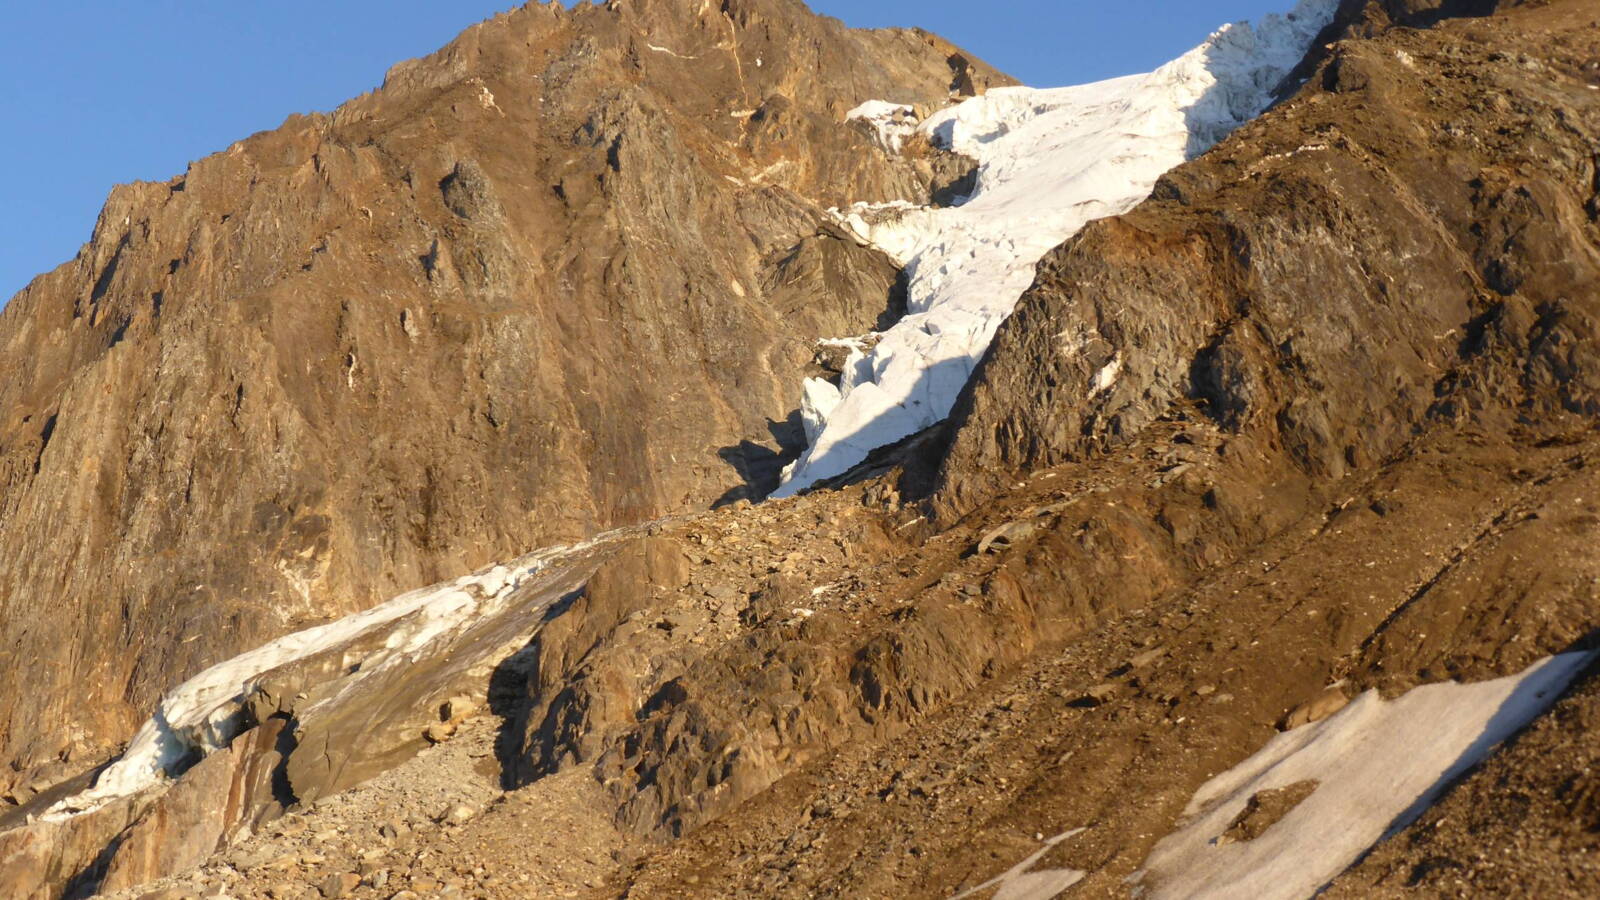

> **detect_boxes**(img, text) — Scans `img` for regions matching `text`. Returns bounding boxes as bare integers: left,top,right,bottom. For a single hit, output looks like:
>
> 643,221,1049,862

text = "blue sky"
0,1,1295,303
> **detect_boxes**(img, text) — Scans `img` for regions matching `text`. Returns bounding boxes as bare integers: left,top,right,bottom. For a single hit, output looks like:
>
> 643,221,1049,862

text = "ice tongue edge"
775,0,1339,497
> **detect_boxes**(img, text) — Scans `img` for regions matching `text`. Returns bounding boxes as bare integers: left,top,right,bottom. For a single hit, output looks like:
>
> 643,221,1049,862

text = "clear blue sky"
0,1,1295,303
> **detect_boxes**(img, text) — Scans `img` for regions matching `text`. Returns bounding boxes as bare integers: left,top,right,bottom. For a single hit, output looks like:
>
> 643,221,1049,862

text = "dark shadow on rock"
489,587,585,790
713,410,807,507
62,831,126,900
875,267,911,333
268,716,301,810
930,165,979,209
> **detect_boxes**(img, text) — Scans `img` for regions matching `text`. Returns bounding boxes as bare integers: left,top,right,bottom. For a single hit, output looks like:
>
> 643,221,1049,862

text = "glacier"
774,0,1339,496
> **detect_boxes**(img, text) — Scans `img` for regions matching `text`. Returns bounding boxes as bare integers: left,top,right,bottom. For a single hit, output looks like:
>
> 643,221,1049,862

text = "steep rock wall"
0,0,1009,795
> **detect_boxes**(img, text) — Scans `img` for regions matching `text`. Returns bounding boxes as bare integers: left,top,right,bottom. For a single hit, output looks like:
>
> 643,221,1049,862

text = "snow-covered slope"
774,0,1337,495
42,538,607,821
1133,652,1597,899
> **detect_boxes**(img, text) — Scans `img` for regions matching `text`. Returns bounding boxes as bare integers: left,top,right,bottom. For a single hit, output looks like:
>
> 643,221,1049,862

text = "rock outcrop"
934,0,1600,512
0,0,1008,803
8,0,1600,897
492,0,1600,893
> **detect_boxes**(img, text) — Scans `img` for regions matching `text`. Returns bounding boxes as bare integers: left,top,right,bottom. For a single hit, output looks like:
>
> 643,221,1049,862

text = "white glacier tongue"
774,0,1337,496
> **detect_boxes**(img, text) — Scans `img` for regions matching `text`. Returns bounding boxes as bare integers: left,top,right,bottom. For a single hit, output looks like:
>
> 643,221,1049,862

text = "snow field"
1132,652,1598,899
43,539,600,821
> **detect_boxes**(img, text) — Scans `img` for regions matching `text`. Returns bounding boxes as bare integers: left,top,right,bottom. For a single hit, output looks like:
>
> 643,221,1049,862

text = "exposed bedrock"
6,0,1600,896
0,0,1007,804
496,0,1600,875
934,0,1600,513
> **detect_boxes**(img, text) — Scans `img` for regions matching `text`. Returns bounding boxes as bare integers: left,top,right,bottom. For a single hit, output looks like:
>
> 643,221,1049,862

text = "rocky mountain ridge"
0,0,1005,810
4,0,1600,897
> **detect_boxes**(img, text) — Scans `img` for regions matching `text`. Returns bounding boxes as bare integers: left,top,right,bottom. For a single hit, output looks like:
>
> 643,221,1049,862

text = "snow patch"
776,0,1338,496
647,43,698,60
951,828,1087,900
1131,651,1597,899
846,100,919,153
1089,355,1123,398
43,538,602,821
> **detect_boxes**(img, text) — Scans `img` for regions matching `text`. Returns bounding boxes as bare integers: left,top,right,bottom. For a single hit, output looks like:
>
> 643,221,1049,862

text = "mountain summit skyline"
4,0,1600,897
0,0,1304,304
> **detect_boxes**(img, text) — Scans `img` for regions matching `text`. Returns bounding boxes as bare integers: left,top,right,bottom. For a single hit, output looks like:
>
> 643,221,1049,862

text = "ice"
846,100,920,153
799,377,843,445
43,538,599,820
776,0,1338,496
1131,652,1597,899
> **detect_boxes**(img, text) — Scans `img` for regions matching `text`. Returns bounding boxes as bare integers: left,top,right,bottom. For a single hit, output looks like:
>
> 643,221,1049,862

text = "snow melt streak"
776,0,1337,495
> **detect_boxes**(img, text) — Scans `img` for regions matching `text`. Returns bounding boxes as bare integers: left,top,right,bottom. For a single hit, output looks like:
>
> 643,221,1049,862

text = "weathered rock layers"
8,0,1600,896
492,0,1600,882
0,0,1006,799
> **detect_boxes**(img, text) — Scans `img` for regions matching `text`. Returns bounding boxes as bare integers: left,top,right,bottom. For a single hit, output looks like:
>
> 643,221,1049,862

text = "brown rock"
1281,686,1352,731
0,0,1010,802
135,889,198,900
440,696,476,723
1219,780,1321,844
438,804,475,826
96,721,286,895
1078,684,1121,707
1129,645,1167,669
319,872,361,898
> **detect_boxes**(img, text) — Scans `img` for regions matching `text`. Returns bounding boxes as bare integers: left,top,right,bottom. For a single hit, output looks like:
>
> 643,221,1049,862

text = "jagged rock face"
933,0,1600,514
586,3,1600,893
0,0,1009,795
487,0,1600,881
4,2,1596,897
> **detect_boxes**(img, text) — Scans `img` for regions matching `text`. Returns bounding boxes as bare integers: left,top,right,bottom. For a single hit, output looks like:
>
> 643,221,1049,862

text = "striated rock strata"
8,0,1600,897
0,0,1008,802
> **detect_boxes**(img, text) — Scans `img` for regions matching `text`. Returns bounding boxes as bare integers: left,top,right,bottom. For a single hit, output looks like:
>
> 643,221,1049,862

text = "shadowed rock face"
0,0,1010,797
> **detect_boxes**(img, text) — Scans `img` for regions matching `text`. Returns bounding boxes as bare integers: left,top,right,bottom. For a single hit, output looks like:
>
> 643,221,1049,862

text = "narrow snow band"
42,537,602,822
951,828,1088,900
776,0,1339,496
1133,651,1598,900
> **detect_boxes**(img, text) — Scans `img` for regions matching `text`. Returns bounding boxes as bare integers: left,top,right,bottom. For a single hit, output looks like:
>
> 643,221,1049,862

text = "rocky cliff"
0,0,1006,801
526,0,1600,893
6,0,1600,898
